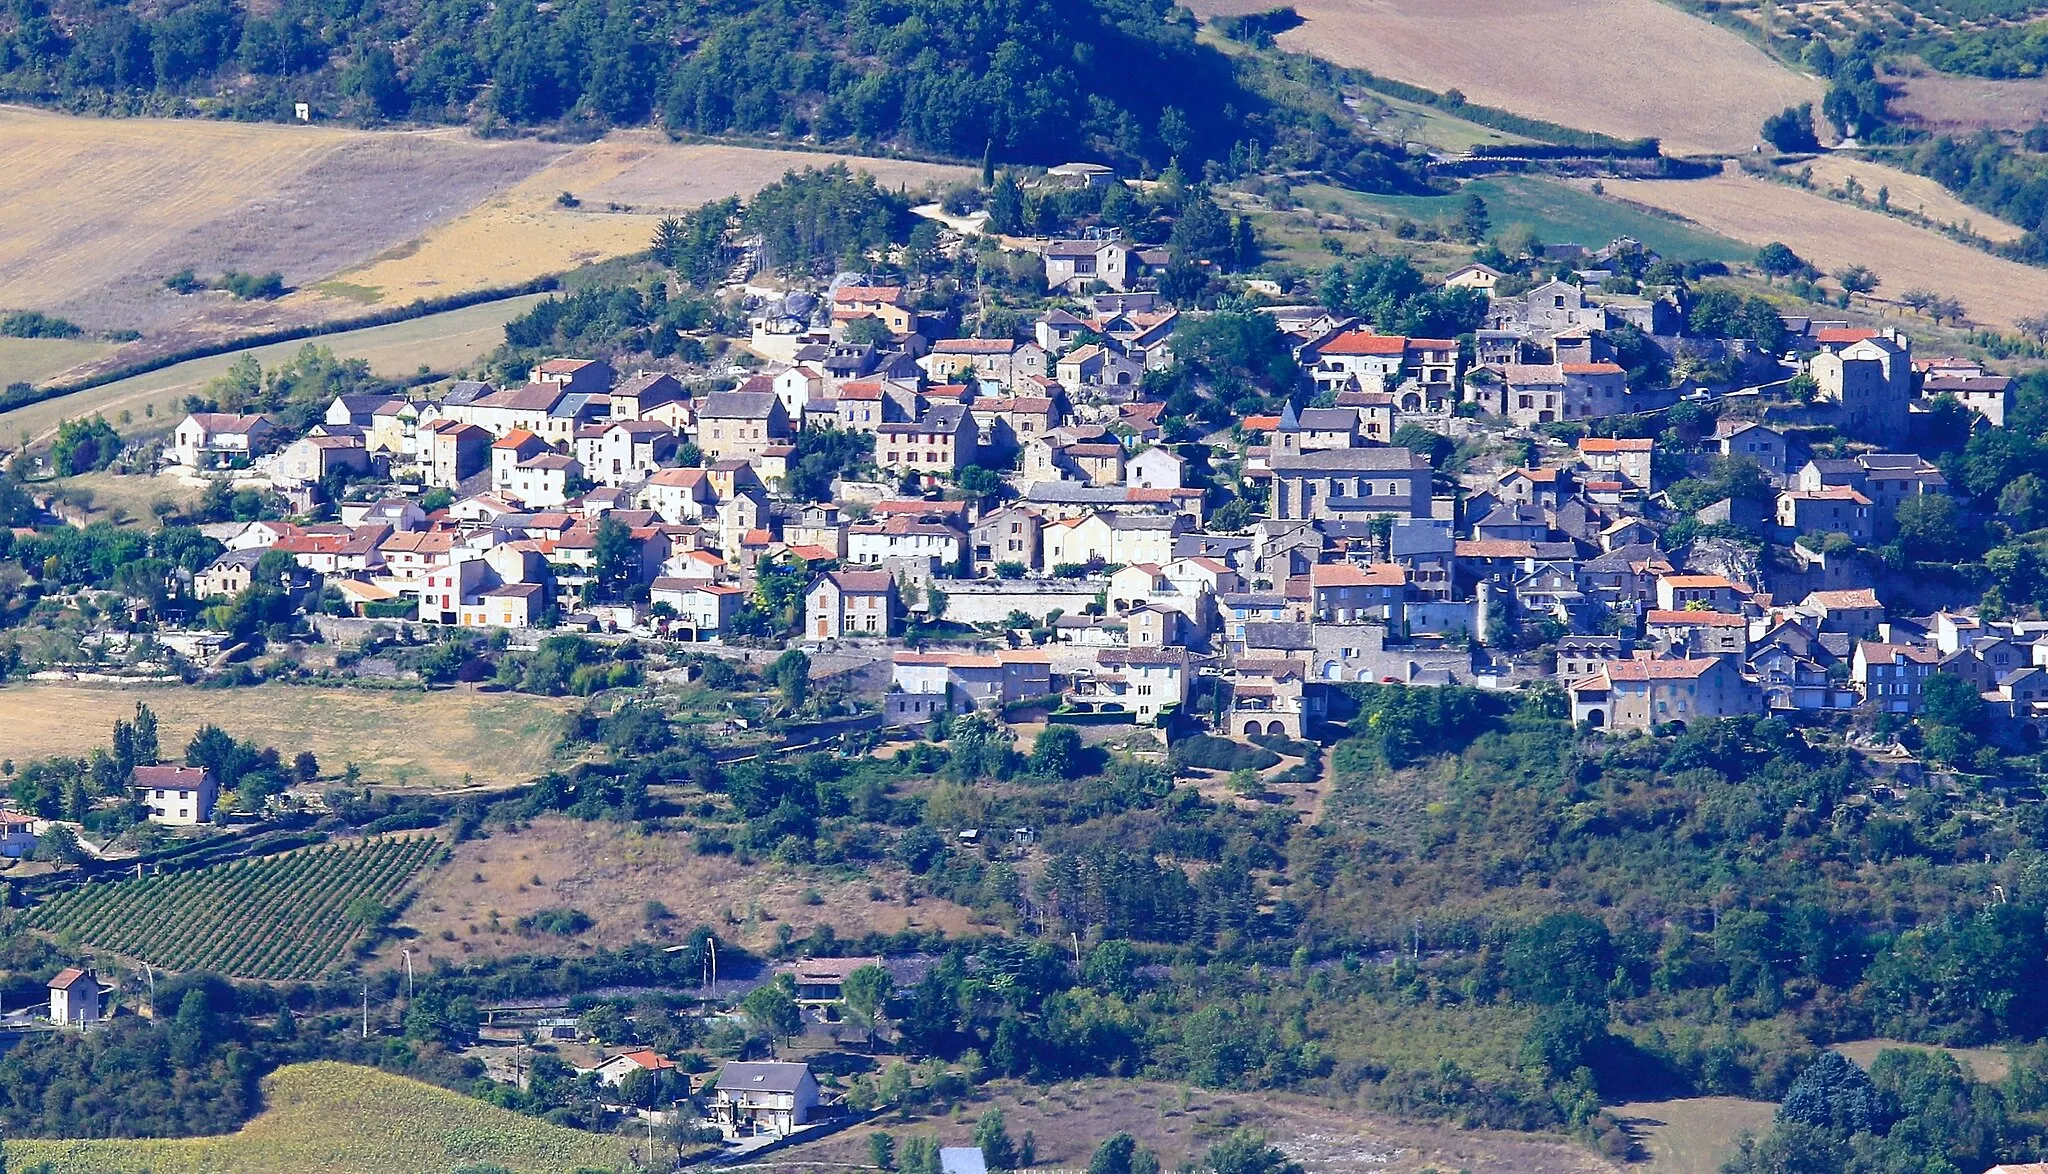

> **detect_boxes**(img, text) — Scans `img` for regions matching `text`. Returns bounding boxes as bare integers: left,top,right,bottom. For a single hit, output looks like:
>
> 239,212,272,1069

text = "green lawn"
0,336,115,387
1355,91,1539,154
1299,176,1753,263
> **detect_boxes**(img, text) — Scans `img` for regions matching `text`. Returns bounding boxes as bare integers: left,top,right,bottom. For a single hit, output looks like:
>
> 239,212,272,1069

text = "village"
66,225,2019,764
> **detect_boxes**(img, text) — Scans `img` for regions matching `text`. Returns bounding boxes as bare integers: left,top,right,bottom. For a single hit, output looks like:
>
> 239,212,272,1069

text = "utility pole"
402,949,415,1001
361,983,369,1039
709,938,718,991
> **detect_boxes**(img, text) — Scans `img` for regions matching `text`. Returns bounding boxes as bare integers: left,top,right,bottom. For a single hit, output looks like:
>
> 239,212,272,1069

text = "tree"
2002,473,2048,530
134,703,159,764
1921,672,1987,736
769,648,810,709
871,1132,897,1171
1027,724,1084,779
1505,912,1613,1009
1900,288,1938,316
1777,1051,1886,1136
1201,1132,1302,1174
1895,494,1970,561
1755,241,1810,279
844,964,894,1047
2018,313,2048,345
843,315,894,347
1090,1133,1143,1174
1391,423,1453,467
1761,103,1822,152
591,517,637,602
743,976,803,1046
989,172,1026,235
974,1108,1018,1171
403,987,482,1046
169,989,214,1068
1458,194,1490,242
345,46,408,117
1833,264,1880,297
51,415,122,476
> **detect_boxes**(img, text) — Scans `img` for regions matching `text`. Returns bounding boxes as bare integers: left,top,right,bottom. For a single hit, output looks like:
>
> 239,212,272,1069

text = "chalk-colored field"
0,104,564,339
1,107,974,372
322,132,976,307
0,293,543,446
1793,155,2024,242
1187,0,1822,155
0,682,573,789
1600,169,2048,330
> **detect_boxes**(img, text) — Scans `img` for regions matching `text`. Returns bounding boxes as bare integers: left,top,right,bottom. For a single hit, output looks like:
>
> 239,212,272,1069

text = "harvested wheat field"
790,1079,1619,1174
383,814,977,968
0,105,566,339
320,133,975,307
1185,0,1819,155
1792,155,2025,242
1893,73,2048,134
0,681,574,789
1598,169,2048,330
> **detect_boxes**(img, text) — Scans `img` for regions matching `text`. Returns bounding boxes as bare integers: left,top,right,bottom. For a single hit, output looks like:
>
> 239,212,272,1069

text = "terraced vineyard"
29,838,442,980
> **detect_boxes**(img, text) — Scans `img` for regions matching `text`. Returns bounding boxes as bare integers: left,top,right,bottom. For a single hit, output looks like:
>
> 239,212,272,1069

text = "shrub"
1170,735,1280,772
517,907,595,936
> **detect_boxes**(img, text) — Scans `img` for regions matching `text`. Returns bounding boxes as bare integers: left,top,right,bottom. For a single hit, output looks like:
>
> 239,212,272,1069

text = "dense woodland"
0,0,1408,178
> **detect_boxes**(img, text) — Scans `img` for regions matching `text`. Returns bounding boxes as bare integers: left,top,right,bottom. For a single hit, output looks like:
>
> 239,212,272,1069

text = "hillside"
0,0,1257,169
1185,0,1820,154
6,1061,635,1173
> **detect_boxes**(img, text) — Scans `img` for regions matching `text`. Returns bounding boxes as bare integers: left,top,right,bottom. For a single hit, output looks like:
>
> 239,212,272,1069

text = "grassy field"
0,293,543,446
1353,89,1541,153
39,471,204,527
1833,1038,2016,1082
0,337,116,387
1599,168,2048,330
1612,1097,1775,1174
7,1061,634,1174
0,682,574,789
385,814,976,969
1296,176,1753,262
1186,0,1820,155
319,132,976,308
30,837,441,980
794,1078,1619,1174
1791,155,2024,242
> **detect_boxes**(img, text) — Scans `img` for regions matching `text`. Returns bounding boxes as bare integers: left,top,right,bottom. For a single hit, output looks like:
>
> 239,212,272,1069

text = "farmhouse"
171,413,277,468
132,764,217,825
710,1061,820,1138
48,966,101,1027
